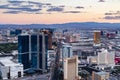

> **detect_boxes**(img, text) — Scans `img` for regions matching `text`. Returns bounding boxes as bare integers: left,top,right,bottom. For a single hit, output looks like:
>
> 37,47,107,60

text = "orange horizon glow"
0,13,119,24
0,0,120,24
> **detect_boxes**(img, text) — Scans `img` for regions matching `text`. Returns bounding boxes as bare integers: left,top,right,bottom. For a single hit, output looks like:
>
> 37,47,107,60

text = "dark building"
18,32,48,72
10,29,22,36
16,29,22,35
106,33,116,39
41,30,53,49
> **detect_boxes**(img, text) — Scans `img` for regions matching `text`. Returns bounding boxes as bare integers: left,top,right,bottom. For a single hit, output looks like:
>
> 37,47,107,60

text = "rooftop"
96,71,109,76
0,57,22,66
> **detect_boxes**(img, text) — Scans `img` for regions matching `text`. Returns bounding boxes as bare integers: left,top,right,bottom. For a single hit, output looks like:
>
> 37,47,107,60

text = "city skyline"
0,0,120,24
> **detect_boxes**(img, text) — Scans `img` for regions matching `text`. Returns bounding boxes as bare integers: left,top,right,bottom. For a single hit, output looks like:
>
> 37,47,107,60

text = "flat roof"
0,57,22,66
96,71,109,75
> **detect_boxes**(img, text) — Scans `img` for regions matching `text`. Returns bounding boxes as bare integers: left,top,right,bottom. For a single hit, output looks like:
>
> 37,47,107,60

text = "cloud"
0,5,9,9
28,1,42,5
47,7,64,12
8,0,25,3
0,0,84,14
105,11,120,15
0,1,42,14
45,3,52,6
59,5,65,7
104,11,120,20
98,0,105,2
0,5,41,12
103,11,120,20
3,11,21,14
63,11,81,13
104,16,120,20
105,13,113,15
75,6,84,9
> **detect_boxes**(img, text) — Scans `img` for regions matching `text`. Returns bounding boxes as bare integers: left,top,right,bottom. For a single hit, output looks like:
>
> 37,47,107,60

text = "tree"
0,43,18,53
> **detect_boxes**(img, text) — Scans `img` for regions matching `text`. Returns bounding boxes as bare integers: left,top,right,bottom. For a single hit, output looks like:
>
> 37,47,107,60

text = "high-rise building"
97,49,115,65
62,43,73,59
18,32,48,72
63,56,79,80
41,29,53,49
97,49,108,65
10,29,22,36
107,51,115,65
94,31,101,44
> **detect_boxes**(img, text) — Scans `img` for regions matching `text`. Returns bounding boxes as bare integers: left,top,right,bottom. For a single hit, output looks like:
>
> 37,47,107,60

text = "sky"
0,0,120,24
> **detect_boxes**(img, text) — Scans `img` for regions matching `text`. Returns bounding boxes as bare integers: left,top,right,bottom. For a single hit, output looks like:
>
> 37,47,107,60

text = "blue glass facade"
18,34,48,71
18,35,30,69
16,29,22,35
31,35,37,69
45,35,48,69
39,35,42,69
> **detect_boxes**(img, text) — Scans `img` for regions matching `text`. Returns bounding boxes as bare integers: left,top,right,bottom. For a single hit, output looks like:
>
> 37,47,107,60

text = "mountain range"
0,22,120,29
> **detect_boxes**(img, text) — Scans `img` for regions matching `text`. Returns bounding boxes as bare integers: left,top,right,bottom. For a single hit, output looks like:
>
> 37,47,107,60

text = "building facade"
97,49,115,65
18,32,48,72
63,56,79,80
62,43,73,59
94,31,101,44
92,71,109,80
0,57,23,80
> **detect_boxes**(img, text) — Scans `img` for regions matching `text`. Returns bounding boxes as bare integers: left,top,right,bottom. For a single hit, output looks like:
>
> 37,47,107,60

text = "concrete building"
63,56,79,80
47,50,56,68
96,49,115,70
107,51,115,65
0,57,23,80
18,32,48,72
97,49,115,65
87,56,97,64
97,49,108,65
92,71,109,80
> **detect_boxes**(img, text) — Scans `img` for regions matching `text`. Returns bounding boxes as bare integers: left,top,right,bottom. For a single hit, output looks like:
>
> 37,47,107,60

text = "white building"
97,49,115,65
96,49,115,70
0,57,23,80
97,49,108,65
47,50,56,68
107,51,115,65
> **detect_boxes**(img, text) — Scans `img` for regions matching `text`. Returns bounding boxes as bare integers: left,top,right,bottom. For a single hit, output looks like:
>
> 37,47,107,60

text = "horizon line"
0,21,120,25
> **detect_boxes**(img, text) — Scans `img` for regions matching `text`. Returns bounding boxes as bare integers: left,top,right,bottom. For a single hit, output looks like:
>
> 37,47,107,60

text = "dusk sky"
0,0,120,24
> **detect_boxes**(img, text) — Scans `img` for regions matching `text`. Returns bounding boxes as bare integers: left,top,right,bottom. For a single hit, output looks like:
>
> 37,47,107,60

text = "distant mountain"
0,22,120,29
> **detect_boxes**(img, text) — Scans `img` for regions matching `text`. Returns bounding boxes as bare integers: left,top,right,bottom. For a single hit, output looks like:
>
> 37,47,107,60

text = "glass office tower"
18,35,30,69
18,33,48,72
31,35,37,69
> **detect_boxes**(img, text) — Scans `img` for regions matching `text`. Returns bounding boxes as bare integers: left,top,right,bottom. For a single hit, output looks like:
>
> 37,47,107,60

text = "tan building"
92,71,109,80
63,56,79,80
94,31,101,44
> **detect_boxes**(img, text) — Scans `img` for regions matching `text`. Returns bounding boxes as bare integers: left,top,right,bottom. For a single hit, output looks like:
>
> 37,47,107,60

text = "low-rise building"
0,57,23,79
47,50,56,68
92,71,109,80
